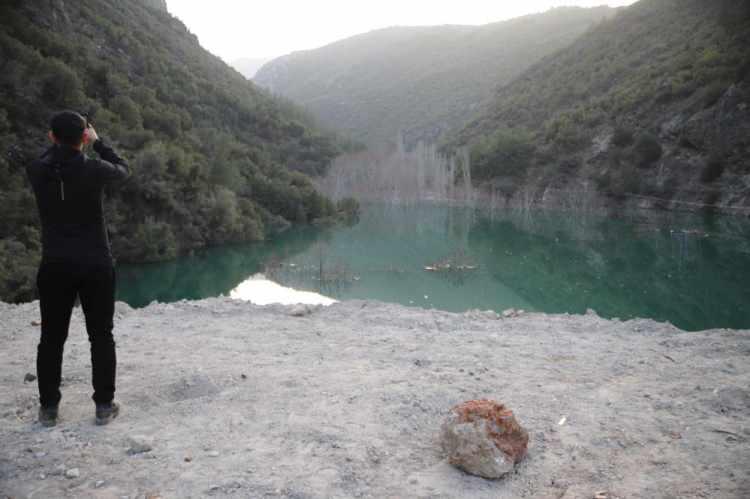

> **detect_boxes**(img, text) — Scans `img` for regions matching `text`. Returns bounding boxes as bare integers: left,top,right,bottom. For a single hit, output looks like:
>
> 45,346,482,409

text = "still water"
117,204,750,331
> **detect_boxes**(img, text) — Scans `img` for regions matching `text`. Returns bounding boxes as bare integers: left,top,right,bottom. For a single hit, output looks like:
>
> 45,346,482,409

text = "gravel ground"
1,298,749,499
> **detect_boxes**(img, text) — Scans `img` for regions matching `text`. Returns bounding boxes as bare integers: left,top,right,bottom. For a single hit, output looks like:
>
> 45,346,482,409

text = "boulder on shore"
441,399,529,479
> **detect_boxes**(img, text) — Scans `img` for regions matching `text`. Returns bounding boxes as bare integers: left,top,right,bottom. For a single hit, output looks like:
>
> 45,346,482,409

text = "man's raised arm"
89,127,130,183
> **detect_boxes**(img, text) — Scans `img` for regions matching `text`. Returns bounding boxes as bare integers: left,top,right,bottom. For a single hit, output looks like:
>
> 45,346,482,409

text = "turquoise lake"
117,204,750,331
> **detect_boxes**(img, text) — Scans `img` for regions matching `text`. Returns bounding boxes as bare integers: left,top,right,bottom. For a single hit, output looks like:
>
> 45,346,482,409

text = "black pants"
36,262,117,407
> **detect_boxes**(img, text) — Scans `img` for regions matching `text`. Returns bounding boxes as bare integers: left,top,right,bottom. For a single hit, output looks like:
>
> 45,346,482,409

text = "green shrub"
0,109,9,134
609,163,641,198
109,95,142,128
700,154,725,183
238,199,265,242
546,115,586,152
0,238,39,302
336,197,360,225
208,187,244,244
142,107,181,139
120,129,155,149
39,57,84,107
164,144,191,178
135,143,168,178
612,126,634,148
210,158,243,190
470,128,536,181
700,81,727,109
129,218,178,261
633,133,662,167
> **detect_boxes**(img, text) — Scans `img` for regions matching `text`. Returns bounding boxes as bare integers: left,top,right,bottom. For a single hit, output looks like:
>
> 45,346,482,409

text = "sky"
166,0,638,63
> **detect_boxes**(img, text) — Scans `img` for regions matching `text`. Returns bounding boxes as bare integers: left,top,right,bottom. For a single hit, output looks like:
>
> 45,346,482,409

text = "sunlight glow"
166,1,639,62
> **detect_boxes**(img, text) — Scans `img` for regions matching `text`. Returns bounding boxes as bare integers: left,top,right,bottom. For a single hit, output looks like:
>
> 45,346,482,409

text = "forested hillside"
0,0,350,302
254,7,615,148
454,0,750,210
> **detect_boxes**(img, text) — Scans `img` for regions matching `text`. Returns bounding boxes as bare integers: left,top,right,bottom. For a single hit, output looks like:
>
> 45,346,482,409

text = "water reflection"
230,274,336,306
116,228,324,307
118,204,750,331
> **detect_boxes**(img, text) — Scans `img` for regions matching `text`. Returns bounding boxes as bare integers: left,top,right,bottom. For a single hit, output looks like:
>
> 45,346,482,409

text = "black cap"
50,111,86,147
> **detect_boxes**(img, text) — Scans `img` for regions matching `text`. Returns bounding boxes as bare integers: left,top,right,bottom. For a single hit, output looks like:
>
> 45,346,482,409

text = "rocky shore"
1,298,749,498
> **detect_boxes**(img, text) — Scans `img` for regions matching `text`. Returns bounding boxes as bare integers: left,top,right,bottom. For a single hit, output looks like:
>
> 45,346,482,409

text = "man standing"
26,111,130,426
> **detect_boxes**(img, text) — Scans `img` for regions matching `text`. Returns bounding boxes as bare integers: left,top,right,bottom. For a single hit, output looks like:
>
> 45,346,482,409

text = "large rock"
441,399,528,479
127,435,154,455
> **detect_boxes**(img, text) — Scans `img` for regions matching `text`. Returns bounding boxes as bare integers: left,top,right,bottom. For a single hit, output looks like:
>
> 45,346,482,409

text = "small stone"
24,372,37,382
207,450,220,457
441,399,529,479
502,309,516,318
39,473,46,480
184,456,192,462
50,464,66,476
95,480,106,488
127,435,154,455
65,468,80,479
289,304,312,317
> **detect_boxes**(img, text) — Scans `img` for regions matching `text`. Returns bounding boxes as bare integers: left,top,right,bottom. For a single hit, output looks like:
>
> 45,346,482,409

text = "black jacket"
26,140,130,266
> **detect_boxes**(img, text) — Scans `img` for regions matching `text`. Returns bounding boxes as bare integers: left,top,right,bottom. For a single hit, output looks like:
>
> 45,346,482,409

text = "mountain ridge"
255,6,617,148
138,0,167,13
451,0,750,212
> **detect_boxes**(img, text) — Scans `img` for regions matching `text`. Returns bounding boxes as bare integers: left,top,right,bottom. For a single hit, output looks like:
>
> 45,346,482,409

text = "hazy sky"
167,1,638,63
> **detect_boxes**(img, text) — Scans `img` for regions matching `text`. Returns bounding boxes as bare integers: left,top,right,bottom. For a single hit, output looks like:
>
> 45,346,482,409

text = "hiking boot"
38,405,58,427
95,401,120,426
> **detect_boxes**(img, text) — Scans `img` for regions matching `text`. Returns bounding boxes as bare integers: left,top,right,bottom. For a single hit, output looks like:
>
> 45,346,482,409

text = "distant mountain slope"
254,7,615,148
138,0,168,12
232,57,272,79
0,0,347,302
453,0,750,210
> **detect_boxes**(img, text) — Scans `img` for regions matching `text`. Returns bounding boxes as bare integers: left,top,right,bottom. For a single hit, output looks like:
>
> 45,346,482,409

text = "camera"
79,110,94,128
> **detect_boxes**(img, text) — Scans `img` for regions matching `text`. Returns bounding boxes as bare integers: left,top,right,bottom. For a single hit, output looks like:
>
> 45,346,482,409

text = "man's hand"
85,125,99,145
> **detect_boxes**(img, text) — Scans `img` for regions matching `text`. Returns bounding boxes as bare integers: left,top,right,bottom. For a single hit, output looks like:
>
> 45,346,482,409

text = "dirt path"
1,299,749,498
